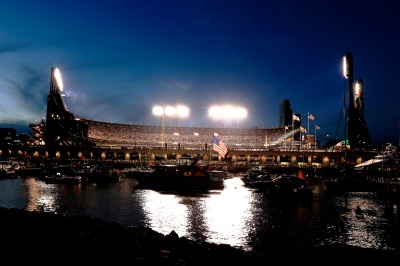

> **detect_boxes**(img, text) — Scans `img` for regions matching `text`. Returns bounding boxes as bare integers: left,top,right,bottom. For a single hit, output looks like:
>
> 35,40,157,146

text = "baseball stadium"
21,66,381,170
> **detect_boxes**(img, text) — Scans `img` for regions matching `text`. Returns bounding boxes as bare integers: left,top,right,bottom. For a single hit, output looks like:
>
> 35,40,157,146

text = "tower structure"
45,67,91,153
343,52,371,149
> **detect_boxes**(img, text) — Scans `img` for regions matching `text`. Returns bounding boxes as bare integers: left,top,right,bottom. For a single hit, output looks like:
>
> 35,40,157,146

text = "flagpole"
307,112,310,143
284,125,287,150
314,126,316,150
292,119,294,150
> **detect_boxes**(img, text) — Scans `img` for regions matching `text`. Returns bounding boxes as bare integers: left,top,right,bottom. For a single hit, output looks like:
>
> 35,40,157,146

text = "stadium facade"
25,66,376,166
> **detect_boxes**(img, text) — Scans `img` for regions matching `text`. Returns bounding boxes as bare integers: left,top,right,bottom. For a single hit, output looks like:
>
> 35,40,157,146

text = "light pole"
326,133,330,147
152,106,165,146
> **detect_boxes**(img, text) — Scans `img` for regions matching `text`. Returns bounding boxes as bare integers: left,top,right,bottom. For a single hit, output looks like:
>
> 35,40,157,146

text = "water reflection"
204,178,254,248
0,176,398,255
335,192,398,251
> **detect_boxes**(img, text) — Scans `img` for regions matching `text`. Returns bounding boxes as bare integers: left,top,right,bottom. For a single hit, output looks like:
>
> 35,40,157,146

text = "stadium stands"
82,119,293,151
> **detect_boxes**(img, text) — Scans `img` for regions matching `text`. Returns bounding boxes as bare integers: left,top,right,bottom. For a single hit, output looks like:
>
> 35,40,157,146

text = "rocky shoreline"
1,206,399,264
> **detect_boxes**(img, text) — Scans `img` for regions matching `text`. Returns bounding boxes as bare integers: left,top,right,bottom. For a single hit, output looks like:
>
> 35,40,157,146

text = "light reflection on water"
0,176,399,254
334,191,399,251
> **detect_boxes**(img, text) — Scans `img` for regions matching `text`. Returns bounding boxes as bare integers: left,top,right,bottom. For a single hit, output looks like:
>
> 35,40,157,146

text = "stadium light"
152,105,167,145
152,106,164,116
235,107,247,127
165,106,176,117
342,55,349,79
153,105,190,126
54,68,63,92
208,105,248,128
355,81,361,97
176,105,189,126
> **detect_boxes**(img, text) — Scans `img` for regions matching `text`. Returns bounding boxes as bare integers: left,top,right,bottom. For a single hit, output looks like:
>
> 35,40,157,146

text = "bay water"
0,176,399,255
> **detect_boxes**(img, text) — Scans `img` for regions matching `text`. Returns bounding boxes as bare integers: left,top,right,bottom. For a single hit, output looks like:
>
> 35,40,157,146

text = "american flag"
308,113,315,120
293,114,300,121
213,133,228,158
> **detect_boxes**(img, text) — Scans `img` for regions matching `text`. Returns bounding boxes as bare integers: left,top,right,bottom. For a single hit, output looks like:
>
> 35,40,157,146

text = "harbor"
1,171,400,261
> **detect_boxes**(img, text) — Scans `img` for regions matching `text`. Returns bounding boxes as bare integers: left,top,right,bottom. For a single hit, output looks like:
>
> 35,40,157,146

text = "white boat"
40,172,82,184
354,143,398,170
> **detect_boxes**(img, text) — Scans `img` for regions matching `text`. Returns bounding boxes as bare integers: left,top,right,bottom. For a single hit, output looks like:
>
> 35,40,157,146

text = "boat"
250,170,314,201
76,163,123,183
122,166,155,178
354,144,399,174
323,169,377,192
209,169,228,181
132,157,226,191
324,144,400,192
41,172,82,185
38,165,82,184
240,165,270,187
16,166,44,178
207,163,228,181
248,174,276,192
0,160,20,179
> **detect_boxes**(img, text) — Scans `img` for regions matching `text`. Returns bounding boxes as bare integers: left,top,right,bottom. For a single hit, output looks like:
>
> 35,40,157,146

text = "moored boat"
77,163,122,183
41,172,82,185
250,170,314,201
209,169,228,181
0,160,20,179
38,165,82,184
324,144,400,192
122,166,155,178
240,165,270,187
133,157,225,191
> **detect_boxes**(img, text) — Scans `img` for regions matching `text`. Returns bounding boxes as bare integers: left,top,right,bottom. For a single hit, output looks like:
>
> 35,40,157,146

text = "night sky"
1,0,399,146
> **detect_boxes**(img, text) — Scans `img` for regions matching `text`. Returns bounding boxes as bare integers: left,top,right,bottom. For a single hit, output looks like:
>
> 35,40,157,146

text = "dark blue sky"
1,1,399,146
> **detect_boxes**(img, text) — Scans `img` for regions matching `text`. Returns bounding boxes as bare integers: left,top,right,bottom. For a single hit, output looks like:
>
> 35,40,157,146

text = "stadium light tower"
152,106,166,145
153,105,190,144
342,53,353,156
